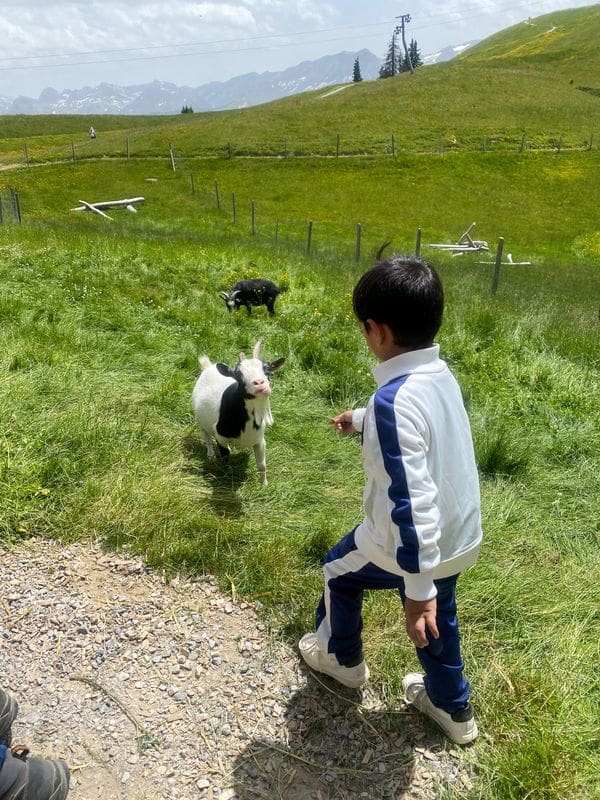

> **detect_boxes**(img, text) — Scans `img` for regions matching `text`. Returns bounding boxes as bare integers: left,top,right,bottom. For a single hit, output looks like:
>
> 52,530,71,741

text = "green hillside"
0,5,598,165
461,3,600,81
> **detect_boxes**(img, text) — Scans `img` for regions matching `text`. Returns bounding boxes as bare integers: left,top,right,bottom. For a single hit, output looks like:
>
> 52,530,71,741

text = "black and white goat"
219,279,281,316
192,340,285,485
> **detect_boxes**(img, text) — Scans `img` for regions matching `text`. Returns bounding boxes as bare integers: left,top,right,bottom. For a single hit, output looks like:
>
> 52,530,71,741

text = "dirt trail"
0,538,473,799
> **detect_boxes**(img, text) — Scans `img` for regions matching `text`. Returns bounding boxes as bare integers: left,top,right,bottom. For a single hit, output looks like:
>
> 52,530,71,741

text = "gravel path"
0,539,474,799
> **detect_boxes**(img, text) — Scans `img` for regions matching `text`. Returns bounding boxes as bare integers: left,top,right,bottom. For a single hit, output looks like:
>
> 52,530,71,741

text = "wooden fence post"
251,201,256,234
391,134,395,156
13,192,21,223
355,223,362,262
283,139,288,158
71,141,76,162
275,220,279,243
482,135,486,153
190,174,195,195
232,192,236,224
24,143,29,167
415,227,422,257
214,180,220,210
169,145,176,171
589,134,594,151
307,220,313,254
336,133,340,158
556,136,563,154
491,237,504,296
125,136,130,160
7,188,17,222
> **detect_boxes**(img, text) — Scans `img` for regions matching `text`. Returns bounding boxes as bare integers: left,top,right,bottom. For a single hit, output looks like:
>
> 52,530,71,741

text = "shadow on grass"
182,433,249,518
231,677,427,799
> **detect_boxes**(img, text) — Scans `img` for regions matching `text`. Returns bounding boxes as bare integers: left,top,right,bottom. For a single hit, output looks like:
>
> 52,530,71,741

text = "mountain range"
0,43,476,116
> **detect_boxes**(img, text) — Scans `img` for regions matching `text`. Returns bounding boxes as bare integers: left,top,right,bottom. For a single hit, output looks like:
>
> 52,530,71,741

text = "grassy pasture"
0,62,596,167
1,5,599,797
5,150,600,267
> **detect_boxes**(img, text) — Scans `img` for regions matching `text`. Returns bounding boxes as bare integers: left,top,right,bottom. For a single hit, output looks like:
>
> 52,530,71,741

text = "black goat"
219,279,281,316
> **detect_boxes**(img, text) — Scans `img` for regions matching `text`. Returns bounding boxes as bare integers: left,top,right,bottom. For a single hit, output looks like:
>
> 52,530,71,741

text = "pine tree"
378,35,399,79
353,57,363,83
181,104,194,114
400,39,423,73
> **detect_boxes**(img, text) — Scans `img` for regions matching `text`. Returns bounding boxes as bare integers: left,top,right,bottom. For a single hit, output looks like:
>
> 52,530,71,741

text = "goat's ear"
252,339,263,359
265,357,285,374
239,351,246,361
216,362,236,378
219,292,229,301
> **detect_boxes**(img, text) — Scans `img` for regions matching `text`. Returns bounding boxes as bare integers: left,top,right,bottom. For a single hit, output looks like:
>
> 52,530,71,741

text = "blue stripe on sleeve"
373,377,420,574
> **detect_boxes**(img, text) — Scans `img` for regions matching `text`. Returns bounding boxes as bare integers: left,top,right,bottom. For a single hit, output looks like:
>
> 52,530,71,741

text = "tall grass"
0,220,598,799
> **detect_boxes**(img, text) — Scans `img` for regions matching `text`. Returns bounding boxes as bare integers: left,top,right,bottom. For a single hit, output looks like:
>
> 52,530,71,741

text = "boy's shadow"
182,433,249,517
232,676,429,800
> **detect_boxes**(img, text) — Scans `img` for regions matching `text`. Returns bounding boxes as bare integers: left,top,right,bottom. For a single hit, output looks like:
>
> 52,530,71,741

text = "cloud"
0,2,262,62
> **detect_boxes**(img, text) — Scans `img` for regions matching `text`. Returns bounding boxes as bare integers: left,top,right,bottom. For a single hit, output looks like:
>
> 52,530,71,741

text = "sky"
0,0,594,98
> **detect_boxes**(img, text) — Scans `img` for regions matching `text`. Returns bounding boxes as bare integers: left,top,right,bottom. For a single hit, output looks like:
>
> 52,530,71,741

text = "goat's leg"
201,431,215,459
253,439,267,485
217,443,230,462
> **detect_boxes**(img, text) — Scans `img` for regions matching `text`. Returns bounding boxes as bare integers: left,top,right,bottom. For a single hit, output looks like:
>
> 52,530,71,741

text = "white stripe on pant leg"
316,548,372,652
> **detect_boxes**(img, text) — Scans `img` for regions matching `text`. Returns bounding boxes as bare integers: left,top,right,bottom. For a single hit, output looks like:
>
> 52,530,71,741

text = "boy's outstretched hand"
330,410,356,434
404,597,440,648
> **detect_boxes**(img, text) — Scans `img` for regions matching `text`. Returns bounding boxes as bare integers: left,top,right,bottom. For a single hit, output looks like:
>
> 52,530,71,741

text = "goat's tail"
198,356,212,371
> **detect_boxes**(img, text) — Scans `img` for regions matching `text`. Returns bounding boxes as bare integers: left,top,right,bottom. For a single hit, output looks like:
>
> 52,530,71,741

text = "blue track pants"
315,529,471,713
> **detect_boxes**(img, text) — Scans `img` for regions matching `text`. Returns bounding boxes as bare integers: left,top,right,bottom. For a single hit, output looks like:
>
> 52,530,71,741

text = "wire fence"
0,126,596,168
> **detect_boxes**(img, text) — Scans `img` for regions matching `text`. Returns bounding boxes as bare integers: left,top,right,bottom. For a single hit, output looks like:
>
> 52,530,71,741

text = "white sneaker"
299,633,369,688
403,673,478,745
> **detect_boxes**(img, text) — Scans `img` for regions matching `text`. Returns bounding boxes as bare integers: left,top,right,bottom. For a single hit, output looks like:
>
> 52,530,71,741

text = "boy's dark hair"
352,255,444,348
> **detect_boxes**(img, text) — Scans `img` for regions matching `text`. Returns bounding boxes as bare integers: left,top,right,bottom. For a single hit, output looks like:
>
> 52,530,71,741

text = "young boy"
299,255,482,745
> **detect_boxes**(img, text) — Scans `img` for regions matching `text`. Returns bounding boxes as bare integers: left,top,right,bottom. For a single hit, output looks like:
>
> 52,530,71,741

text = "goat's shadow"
182,432,249,518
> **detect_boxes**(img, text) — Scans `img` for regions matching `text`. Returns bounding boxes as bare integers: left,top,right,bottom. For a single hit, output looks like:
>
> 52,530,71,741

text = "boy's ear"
366,319,389,345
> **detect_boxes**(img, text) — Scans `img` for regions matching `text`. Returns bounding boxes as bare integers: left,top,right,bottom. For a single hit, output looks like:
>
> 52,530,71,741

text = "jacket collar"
372,344,442,388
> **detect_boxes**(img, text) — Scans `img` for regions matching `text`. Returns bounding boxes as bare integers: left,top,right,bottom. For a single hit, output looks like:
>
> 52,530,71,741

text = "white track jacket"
352,345,482,602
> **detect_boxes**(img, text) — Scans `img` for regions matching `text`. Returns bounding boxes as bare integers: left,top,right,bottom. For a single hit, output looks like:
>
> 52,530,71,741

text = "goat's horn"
219,292,230,301
252,339,263,359
376,240,392,261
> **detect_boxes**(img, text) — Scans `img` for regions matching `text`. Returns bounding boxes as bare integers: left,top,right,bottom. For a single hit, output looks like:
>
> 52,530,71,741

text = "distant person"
0,688,70,798
299,254,482,745
89,126,96,140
